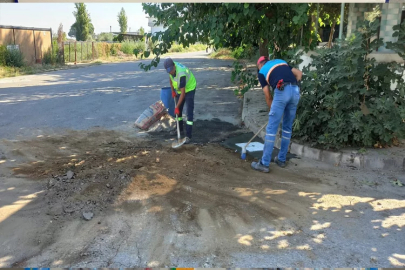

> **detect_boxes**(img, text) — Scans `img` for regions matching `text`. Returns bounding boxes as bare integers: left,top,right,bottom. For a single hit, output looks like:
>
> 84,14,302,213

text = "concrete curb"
242,91,405,172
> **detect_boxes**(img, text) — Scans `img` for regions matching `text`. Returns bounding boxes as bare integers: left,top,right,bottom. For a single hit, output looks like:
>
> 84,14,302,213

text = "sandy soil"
0,127,404,268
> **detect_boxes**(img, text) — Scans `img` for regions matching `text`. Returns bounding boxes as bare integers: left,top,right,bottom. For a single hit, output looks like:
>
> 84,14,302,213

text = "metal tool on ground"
171,96,187,149
241,122,267,160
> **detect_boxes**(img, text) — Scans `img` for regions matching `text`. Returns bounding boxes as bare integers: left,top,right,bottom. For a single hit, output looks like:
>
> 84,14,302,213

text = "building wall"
0,28,14,44
33,30,52,61
346,2,404,52
14,29,35,64
0,26,52,65
147,17,167,36
379,1,403,52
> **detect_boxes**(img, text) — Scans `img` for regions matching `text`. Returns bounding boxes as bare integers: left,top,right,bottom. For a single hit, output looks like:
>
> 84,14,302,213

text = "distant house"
346,1,405,62
147,17,167,38
112,32,144,41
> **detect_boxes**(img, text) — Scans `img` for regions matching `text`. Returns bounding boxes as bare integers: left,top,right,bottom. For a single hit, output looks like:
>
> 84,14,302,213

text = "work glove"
174,107,180,116
172,91,177,98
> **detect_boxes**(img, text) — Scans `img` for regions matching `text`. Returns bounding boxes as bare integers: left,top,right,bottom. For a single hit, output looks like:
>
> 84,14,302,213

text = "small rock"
48,179,55,188
156,157,160,163
82,211,94,221
66,170,74,179
106,184,110,188
138,166,147,172
183,164,186,167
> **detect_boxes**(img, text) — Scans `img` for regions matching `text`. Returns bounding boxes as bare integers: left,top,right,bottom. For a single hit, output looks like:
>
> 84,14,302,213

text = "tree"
118,8,128,34
57,23,67,43
98,32,114,42
139,3,309,71
69,3,94,41
138,26,145,41
307,4,349,48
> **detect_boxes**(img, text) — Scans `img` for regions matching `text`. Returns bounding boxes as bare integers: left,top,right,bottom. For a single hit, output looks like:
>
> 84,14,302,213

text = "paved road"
0,52,239,139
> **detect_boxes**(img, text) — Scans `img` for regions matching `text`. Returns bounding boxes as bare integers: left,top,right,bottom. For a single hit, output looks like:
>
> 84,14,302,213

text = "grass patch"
0,65,63,78
210,48,235,60
168,43,207,53
120,40,146,55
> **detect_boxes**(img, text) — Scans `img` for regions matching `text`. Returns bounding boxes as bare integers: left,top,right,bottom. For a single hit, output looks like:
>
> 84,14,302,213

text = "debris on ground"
1,127,404,268
82,211,94,221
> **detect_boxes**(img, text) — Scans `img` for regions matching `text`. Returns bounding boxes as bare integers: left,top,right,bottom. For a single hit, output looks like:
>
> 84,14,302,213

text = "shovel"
172,95,187,149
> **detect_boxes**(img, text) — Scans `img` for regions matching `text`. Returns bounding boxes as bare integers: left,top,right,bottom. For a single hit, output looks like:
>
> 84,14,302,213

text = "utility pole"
339,3,345,40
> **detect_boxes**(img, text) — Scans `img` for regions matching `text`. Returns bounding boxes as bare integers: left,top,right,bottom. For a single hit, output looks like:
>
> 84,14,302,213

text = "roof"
0,25,51,32
112,32,143,36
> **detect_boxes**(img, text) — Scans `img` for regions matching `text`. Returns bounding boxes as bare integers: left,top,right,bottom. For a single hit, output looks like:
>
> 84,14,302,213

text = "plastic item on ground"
160,87,175,117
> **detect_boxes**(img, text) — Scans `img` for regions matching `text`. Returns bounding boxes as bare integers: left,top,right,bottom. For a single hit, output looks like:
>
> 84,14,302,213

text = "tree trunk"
259,39,268,56
328,21,337,48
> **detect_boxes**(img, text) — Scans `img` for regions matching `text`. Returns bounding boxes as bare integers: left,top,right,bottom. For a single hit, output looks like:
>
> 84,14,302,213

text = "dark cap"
164,58,175,73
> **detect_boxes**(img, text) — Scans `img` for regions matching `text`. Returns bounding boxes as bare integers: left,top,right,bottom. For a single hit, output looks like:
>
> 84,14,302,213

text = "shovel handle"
173,96,181,140
245,122,267,149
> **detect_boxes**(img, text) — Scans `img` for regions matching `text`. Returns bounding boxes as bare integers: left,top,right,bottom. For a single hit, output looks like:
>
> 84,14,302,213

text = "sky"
0,3,150,35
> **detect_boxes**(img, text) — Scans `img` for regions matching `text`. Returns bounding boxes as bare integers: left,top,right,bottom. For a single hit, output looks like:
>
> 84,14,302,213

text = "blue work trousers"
261,85,300,166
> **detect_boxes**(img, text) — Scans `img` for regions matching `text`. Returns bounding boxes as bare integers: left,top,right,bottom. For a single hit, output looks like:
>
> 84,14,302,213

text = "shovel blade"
172,137,187,149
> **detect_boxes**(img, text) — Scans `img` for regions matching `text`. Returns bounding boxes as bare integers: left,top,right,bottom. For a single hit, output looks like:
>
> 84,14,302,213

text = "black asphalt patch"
148,118,242,144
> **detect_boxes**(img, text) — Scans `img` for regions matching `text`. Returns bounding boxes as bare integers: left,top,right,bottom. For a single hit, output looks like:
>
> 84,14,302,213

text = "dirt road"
0,52,404,267
0,126,404,267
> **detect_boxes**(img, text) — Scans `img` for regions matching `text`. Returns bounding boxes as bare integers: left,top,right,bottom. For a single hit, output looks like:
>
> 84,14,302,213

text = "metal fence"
63,42,95,64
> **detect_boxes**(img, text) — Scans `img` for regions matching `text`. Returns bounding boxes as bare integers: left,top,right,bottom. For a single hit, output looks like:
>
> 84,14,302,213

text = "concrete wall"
379,1,404,52
0,26,52,65
347,2,404,52
0,28,14,45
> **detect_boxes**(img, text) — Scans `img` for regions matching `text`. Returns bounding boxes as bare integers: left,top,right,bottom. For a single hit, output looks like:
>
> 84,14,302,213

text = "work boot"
251,160,269,173
274,156,286,168
184,137,191,144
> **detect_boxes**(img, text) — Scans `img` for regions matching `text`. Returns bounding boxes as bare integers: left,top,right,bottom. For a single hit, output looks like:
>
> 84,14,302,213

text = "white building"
147,17,167,36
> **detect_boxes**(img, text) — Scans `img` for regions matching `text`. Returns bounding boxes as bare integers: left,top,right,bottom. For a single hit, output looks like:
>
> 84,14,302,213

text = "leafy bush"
294,20,405,149
120,40,145,55
113,34,124,43
43,40,63,65
110,43,121,56
98,32,114,42
4,47,25,67
0,45,7,66
168,43,184,53
211,48,233,59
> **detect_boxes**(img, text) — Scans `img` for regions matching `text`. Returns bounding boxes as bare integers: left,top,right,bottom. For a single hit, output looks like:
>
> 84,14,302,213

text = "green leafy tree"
307,4,346,47
386,21,405,60
98,32,114,42
139,3,309,70
118,8,128,34
69,3,94,41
